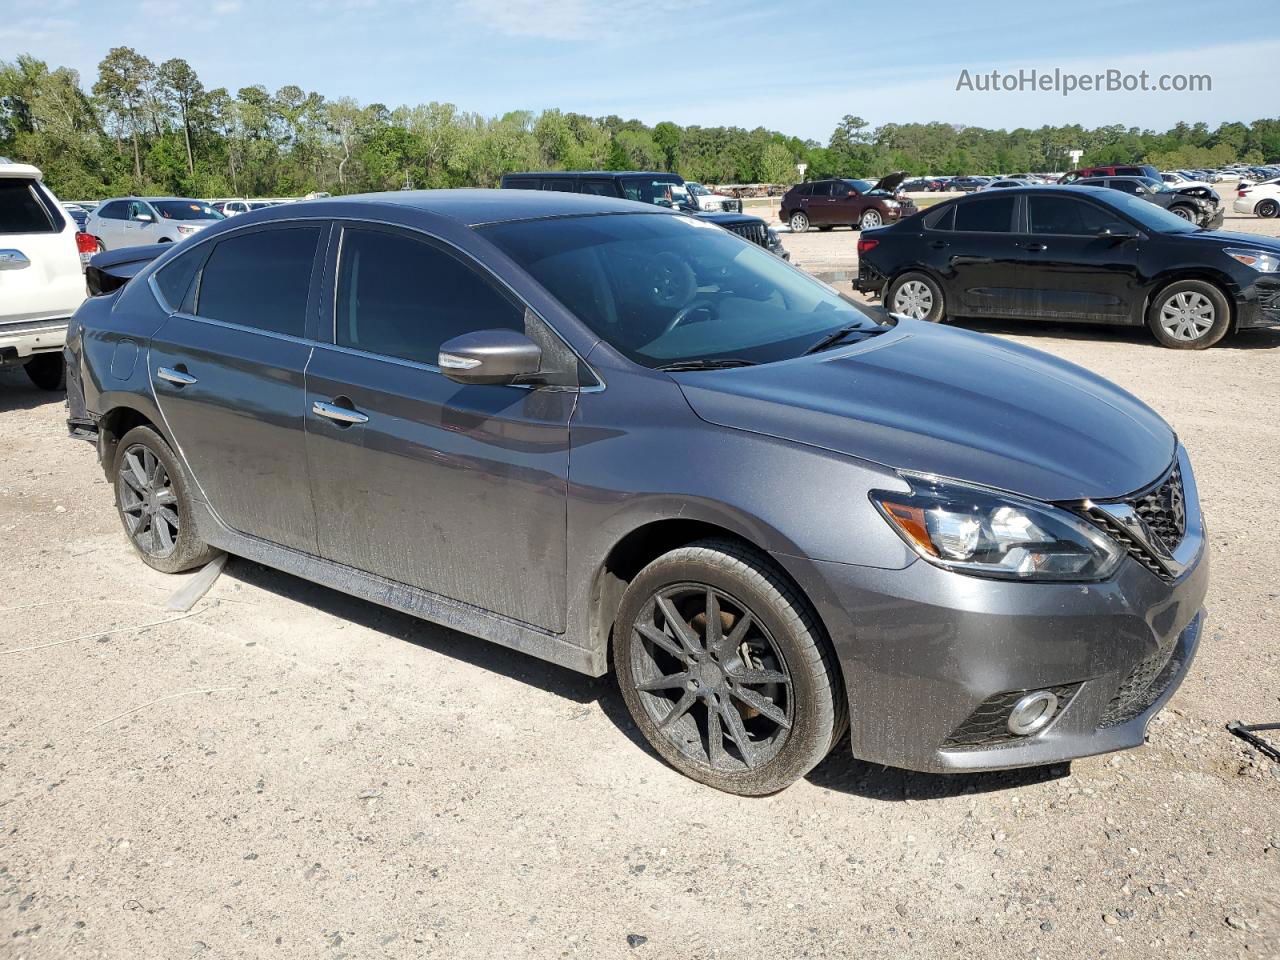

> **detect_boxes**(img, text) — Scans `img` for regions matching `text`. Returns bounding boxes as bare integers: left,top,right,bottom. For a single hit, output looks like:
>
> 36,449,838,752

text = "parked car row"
64,186,1211,795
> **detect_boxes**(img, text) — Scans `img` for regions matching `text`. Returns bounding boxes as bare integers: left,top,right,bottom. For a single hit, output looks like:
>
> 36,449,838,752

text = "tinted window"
580,179,616,196
1116,167,1143,177
924,204,955,231
504,178,537,190
544,180,578,193
619,176,684,206
809,181,832,198
1028,196,1130,235
794,182,813,197
154,246,208,310
97,201,128,220
154,199,223,220
335,228,523,366
0,178,57,234
953,196,1014,232
195,227,320,337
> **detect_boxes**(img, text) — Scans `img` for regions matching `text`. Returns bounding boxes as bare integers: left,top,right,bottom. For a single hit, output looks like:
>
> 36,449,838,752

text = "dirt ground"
3,211,1280,958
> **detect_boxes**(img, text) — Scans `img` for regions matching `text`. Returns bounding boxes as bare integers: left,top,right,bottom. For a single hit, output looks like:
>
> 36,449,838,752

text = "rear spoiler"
85,243,171,296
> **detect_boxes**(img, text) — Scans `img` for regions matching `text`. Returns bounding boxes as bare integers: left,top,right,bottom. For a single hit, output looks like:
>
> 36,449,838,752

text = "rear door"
148,222,326,552
0,172,85,326
941,193,1021,316
91,200,129,248
303,223,574,631
805,181,834,225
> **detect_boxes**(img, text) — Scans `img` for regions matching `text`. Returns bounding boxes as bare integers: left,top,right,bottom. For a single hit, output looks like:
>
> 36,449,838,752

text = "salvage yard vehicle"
682,181,743,213
0,159,86,390
500,171,787,259
1059,164,1161,183
1075,176,1223,229
86,197,224,251
1234,178,1280,218
67,189,1210,794
856,185,1280,349
778,173,915,232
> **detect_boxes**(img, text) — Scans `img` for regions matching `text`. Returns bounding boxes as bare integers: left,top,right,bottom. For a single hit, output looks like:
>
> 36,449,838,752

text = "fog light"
1007,691,1059,736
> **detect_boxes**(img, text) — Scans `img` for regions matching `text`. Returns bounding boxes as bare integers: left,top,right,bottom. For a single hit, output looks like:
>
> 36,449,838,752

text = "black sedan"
855,185,1280,348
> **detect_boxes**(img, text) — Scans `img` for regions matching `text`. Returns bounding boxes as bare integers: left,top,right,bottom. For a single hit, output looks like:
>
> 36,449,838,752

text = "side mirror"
134,213,153,222
847,190,858,197
439,329,542,385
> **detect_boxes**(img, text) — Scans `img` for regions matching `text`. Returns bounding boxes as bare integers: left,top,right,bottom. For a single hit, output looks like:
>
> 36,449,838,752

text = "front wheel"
1257,199,1279,218
860,209,883,229
1146,280,1230,349
113,425,221,573
885,271,946,322
1169,205,1196,221
788,211,809,233
613,540,843,796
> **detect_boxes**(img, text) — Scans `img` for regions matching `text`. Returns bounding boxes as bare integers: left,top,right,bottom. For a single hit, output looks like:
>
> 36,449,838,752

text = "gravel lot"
3,206,1280,958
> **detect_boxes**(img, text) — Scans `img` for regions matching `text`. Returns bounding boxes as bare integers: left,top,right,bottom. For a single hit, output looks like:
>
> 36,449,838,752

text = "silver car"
86,197,224,251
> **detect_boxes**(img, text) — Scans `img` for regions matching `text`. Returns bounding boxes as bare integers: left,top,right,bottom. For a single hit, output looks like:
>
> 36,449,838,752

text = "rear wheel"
1257,199,1279,218
860,209,883,229
788,211,809,233
886,271,945,322
113,425,220,573
614,540,842,796
23,354,65,392
1146,279,1230,349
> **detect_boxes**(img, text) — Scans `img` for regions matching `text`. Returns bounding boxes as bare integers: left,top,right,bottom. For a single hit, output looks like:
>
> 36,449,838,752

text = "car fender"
1137,265,1244,327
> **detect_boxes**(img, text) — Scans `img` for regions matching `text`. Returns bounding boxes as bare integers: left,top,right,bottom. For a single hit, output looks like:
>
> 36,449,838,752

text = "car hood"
1195,228,1280,251
674,319,1175,502
870,171,908,194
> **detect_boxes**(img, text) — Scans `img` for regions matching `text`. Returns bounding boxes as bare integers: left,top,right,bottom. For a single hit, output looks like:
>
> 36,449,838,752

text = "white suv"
683,181,743,212
0,160,86,390
86,196,224,250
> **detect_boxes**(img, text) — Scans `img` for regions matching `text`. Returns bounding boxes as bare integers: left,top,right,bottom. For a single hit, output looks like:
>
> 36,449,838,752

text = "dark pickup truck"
500,171,788,260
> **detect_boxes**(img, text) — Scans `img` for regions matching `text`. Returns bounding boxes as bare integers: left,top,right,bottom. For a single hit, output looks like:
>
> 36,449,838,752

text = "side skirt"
189,500,606,677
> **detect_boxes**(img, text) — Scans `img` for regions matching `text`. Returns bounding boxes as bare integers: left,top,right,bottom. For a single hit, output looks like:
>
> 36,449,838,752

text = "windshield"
619,176,689,208
153,200,224,221
482,213,883,368
686,182,710,196
845,179,875,194
1097,190,1201,233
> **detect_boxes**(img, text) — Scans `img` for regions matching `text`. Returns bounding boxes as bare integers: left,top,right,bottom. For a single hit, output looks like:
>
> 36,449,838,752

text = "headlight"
883,200,900,209
176,224,198,236
871,475,1123,582
766,227,780,245
1224,247,1280,272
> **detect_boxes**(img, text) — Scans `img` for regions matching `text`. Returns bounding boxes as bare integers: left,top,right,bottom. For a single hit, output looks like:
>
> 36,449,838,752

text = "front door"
304,224,573,632
148,222,326,553
942,193,1022,317
1008,193,1141,321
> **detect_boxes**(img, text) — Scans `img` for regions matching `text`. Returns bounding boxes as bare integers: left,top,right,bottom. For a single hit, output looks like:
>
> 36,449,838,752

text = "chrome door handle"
0,249,30,270
312,400,369,425
156,366,198,385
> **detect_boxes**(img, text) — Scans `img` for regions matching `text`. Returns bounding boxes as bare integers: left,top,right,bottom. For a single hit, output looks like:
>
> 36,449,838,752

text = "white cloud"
213,0,243,13
462,0,709,41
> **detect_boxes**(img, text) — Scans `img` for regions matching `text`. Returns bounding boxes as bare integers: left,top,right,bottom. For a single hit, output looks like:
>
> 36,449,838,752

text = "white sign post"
1068,149,1084,167
796,163,808,179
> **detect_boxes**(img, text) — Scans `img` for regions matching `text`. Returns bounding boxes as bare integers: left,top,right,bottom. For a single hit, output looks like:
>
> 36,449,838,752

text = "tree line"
3,49,1278,201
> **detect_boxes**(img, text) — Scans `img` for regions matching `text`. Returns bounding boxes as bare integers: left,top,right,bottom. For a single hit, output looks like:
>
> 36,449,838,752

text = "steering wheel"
645,252,697,310
661,299,715,337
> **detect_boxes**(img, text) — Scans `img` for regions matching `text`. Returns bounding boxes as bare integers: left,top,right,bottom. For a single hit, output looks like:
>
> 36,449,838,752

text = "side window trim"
1026,196,1138,238
322,219,599,388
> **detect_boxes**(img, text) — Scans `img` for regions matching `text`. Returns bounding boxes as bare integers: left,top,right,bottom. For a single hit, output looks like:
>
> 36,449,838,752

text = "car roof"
0,162,43,180
294,187,673,227
504,171,673,179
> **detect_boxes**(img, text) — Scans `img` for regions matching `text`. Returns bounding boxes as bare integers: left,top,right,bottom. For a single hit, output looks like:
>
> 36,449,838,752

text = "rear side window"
543,179,577,193
154,245,209,312
924,205,955,231
97,201,129,220
503,178,537,190
953,196,1015,232
794,183,813,197
0,178,60,234
195,227,320,337
580,179,615,196
335,227,523,366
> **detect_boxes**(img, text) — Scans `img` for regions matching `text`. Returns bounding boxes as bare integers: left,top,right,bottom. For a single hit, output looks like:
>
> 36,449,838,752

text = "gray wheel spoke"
658,689,697,730
126,453,149,490
705,708,726,765
157,505,180,530
730,667,791,687
656,595,702,656
715,612,752,659
636,622,688,663
636,672,690,692
719,702,758,768
729,684,791,730
703,589,722,652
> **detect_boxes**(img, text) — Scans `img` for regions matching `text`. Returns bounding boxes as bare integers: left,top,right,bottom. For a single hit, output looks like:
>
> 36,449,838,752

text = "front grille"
943,683,1080,748
1097,618,1193,728
724,221,768,248
721,198,743,213
1076,462,1187,583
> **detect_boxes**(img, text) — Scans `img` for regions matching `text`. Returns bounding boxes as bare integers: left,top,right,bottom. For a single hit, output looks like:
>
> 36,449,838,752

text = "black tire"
1169,204,1196,222
112,425,220,573
613,539,844,796
1257,199,1279,219
885,271,946,322
788,211,809,233
1145,279,1231,350
23,353,65,392
818,225,834,232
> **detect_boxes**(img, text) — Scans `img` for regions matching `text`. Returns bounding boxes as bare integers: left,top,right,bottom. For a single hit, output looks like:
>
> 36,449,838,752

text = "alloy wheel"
861,210,882,229
629,583,793,772
892,279,934,319
118,443,180,558
1259,200,1279,218
1158,290,1216,342
789,213,808,233
1170,206,1194,221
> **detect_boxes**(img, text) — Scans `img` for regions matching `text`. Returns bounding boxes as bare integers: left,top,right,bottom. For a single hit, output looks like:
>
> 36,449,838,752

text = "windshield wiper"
656,358,757,372
803,323,884,355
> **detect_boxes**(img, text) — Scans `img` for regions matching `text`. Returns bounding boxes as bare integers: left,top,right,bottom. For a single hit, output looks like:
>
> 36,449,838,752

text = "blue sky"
4,0,1277,141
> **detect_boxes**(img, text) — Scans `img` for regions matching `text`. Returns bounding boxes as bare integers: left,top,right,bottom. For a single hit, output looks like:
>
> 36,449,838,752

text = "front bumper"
774,486,1209,774
1204,206,1225,230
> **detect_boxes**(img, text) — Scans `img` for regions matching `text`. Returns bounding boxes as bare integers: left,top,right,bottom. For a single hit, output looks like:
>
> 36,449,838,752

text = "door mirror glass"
134,212,153,222
439,329,542,385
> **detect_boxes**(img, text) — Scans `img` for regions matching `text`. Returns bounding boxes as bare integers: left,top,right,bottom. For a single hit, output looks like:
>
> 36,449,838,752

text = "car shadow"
0,372,65,411
805,734,1071,800
222,559,1068,801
